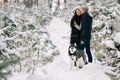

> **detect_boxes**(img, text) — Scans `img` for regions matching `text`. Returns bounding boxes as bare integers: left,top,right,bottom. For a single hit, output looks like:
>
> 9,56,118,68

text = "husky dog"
68,43,86,69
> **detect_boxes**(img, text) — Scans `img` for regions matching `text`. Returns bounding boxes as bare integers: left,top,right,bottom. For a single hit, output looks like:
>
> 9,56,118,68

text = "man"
80,7,93,63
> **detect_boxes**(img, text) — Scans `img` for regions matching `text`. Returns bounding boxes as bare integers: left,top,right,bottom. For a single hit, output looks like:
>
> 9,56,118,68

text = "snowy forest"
0,0,120,80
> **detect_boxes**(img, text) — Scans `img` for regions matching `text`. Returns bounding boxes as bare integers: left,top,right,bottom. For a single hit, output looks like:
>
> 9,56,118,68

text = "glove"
81,40,84,45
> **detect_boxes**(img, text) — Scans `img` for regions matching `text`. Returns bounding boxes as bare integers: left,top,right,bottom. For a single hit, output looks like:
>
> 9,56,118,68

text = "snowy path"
44,17,111,80
9,17,111,80
46,17,71,64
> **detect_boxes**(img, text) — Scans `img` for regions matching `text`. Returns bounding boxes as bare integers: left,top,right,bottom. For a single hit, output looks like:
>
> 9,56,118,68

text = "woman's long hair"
73,8,82,25
71,8,82,28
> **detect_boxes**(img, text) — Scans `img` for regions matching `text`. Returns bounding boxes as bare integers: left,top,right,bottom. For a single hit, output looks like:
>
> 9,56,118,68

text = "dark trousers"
79,40,93,63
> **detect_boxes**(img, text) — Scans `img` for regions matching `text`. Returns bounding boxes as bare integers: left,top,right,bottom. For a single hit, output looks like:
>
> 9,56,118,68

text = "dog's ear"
74,43,77,46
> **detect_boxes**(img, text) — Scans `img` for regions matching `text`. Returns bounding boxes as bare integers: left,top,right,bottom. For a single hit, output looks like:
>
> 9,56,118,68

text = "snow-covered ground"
9,17,112,80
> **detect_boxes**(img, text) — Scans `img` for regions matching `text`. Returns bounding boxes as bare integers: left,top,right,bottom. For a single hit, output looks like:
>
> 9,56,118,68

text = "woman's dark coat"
70,11,82,45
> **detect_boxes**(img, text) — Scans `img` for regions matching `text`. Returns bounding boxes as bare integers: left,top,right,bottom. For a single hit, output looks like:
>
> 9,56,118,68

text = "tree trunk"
15,0,19,5
48,0,53,9
35,0,38,6
63,0,67,8
26,0,33,8
24,0,27,5
118,0,120,4
64,0,67,4
15,0,19,3
58,0,60,6
4,0,8,3
86,0,90,3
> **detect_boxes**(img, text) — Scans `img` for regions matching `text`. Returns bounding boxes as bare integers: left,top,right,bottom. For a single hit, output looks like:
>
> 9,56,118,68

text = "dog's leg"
80,57,84,68
77,57,84,69
83,52,87,64
76,59,80,70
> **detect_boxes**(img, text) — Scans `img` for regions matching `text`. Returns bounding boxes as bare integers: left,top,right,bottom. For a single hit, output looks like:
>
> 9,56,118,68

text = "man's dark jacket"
81,13,92,41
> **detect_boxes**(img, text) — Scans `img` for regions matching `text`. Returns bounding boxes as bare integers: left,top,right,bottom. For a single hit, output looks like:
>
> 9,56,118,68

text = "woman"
70,8,82,46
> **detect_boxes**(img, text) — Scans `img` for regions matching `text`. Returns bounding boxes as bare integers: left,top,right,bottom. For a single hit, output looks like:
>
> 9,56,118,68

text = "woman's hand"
74,21,77,25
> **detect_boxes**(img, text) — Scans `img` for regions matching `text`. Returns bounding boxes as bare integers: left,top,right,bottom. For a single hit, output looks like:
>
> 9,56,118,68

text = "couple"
70,7,93,63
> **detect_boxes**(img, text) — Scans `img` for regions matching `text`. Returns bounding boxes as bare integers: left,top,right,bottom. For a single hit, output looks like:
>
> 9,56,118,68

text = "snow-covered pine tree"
0,0,59,79
118,0,120,4
88,0,120,79
0,59,19,80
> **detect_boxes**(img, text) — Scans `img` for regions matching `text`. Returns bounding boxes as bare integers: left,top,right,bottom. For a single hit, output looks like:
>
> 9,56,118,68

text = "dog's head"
69,43,77,54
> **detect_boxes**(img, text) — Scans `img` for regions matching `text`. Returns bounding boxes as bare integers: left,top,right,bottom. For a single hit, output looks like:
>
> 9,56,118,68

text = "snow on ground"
114,32,120,44
9,17,111,80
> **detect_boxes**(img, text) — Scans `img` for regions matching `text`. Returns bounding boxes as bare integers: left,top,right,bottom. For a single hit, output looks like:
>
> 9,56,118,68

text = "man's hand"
81,31,86,41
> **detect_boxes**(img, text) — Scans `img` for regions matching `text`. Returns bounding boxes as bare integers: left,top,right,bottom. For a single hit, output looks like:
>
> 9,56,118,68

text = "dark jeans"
78,40,93,63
